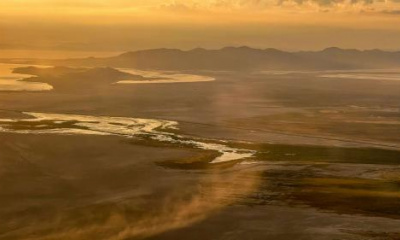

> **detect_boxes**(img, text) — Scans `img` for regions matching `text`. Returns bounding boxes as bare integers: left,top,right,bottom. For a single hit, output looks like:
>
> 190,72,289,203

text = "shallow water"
117,68,215,84
0,63,53,91
0,112,254,163
320,73,400,81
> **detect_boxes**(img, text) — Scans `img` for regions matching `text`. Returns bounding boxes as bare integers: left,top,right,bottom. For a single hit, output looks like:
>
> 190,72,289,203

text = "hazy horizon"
1,0,400,59
3,45,400,60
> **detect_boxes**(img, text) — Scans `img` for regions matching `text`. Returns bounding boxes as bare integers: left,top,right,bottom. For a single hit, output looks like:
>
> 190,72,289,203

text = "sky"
1,0,400,58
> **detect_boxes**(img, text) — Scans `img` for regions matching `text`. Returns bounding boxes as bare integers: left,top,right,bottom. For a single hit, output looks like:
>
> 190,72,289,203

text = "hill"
47,47,400,71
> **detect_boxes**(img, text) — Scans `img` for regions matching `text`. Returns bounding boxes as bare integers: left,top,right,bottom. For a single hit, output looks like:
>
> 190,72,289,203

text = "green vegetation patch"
246,167,400,219
2,120,89,131
345,230,400,240
229,142,400,165
156,150,229,170
291,177,400,219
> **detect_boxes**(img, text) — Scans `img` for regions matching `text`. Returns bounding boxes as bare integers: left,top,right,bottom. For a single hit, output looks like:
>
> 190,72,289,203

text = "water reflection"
0,63,53,91
117,68,215,84
0,112,255,163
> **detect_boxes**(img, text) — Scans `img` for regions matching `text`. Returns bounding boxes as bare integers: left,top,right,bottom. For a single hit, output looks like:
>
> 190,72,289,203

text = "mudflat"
0,66,400,239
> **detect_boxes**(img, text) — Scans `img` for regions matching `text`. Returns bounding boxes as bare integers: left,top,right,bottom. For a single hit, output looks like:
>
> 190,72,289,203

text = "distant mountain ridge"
30,46,400,71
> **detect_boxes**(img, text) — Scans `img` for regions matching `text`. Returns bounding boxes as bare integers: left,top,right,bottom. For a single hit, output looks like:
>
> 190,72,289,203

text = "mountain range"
14,47,400,71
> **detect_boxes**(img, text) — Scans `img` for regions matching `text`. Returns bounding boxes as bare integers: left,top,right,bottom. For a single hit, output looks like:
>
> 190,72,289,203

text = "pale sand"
0,112,254,163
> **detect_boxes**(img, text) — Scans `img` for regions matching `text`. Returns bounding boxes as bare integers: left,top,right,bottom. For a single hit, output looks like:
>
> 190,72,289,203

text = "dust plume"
16,169,261,240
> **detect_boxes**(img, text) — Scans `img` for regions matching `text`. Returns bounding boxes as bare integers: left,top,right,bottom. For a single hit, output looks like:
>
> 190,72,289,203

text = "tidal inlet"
1,1,400,240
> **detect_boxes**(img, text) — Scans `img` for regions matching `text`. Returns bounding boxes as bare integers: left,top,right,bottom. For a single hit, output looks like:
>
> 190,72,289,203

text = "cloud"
162,0,400,12
1,0,399,15
160,0,276,11
278,0,374,6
